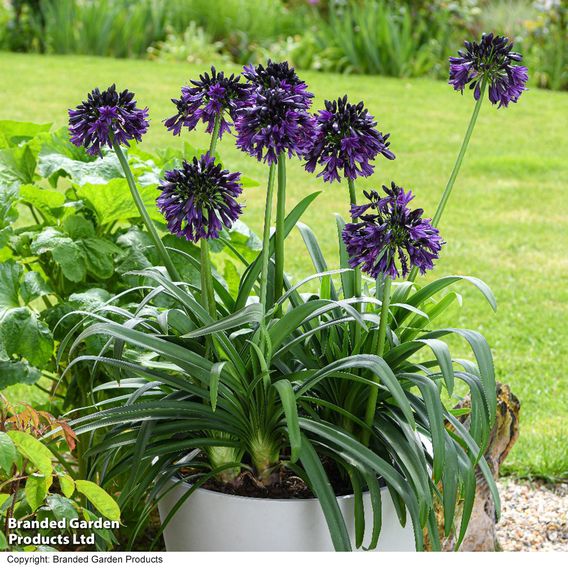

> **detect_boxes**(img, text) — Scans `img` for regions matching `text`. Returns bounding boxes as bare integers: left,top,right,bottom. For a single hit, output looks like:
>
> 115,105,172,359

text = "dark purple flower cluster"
157,154,243,242
304,96,395,183
235,61,316,164
342,183,444,279
241,60,314,109
68,85,149,155
164,67,248,138
449,33,528,107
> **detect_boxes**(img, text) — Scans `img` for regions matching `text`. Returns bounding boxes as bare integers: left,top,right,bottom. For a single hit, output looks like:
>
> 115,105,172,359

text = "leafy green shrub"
0,398,120,551
526,0,568,91
0,120,259,412
147,22,229,65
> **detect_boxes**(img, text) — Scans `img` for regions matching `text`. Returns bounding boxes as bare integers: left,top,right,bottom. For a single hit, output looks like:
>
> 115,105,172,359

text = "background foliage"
0,0,566,90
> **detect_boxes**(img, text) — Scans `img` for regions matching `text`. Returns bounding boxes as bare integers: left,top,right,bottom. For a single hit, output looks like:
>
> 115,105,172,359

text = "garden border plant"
57,33,528,551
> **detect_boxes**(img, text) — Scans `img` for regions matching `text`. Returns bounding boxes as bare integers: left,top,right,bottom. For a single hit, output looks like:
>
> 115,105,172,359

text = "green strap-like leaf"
235,191,320,309
298,434,352,551
273,379,302,462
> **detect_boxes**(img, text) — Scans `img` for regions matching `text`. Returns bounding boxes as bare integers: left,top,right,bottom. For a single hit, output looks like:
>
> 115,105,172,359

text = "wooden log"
426,383,521,551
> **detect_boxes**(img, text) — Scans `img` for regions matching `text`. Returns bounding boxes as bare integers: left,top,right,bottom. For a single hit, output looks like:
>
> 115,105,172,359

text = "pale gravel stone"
496,479,568,551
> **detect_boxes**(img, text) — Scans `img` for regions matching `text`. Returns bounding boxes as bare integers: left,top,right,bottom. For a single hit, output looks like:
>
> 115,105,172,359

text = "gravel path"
496,479,567,551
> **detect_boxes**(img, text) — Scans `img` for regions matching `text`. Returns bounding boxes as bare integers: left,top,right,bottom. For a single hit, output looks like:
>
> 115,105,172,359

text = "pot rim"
169,476,387,504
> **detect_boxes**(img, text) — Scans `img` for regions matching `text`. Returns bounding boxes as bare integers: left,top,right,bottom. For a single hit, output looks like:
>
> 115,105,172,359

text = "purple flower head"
304,96,395,184
449,33,528,108
68,85,149,156
235,63,316,164
164,67,248,138
342,183,444,280
242,60,313,106
157,154,243,242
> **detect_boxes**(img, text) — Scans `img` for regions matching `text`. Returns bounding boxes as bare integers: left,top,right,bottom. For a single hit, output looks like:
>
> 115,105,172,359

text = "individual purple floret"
449,33,528,108
164,67,248,138
304,96,395,184
157,154,243,242
342,183,444,279
68,85,149,156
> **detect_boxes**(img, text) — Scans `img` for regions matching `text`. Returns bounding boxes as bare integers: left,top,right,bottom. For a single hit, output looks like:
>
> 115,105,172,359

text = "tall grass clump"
302,0,454,77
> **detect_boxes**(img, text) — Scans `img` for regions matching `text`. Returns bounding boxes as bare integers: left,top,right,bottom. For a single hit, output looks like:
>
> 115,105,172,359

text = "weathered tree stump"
426,383,521,551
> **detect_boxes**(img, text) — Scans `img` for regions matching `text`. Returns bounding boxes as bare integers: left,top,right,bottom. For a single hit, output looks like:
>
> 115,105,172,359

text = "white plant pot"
158,480,416,552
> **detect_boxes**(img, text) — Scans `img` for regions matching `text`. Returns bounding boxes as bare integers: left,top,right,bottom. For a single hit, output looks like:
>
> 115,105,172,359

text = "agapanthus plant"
69,84,149,156
165,67,247,139
69,85,179,283
449,33,528,108
343,183,443,280
236,61,316,306
416,33,529,284
304,96,395,184
157,154,243,243
60,42,527,551
235,62,315,164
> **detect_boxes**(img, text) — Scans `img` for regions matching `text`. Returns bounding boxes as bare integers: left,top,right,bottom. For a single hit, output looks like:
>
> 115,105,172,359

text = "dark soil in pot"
183,458,374,499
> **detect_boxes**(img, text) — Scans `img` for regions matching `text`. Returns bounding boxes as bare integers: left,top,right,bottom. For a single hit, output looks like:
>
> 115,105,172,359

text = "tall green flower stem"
348,178,362,351
347,179,362,300
113,140,180,282
260,164,277,308
362,275,392,445
273,152,287,314
408,80,487,284
199,115,222,319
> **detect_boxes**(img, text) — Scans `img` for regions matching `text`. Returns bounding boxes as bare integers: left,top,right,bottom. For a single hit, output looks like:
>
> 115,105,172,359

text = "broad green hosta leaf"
39,150,123,186
7,431,54,476
19,184,66,221
77,178,164,225
31,226,75,256
20,271,53,304
75,480,120,522
69,288,112,312
0,259,21,310
31,223,121,283
0,360,42,388
0,431,17,474
52,242,87,282
62,215,95,239
0,260,52,307
0,120,52,147
0,261,54,366
82,238,122,280
0,144,37,186
0,184,19,229
0,307,54,367
0,228,12,250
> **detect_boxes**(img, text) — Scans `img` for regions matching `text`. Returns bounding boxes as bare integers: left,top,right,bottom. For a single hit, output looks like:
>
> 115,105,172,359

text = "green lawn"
1,52,567,480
